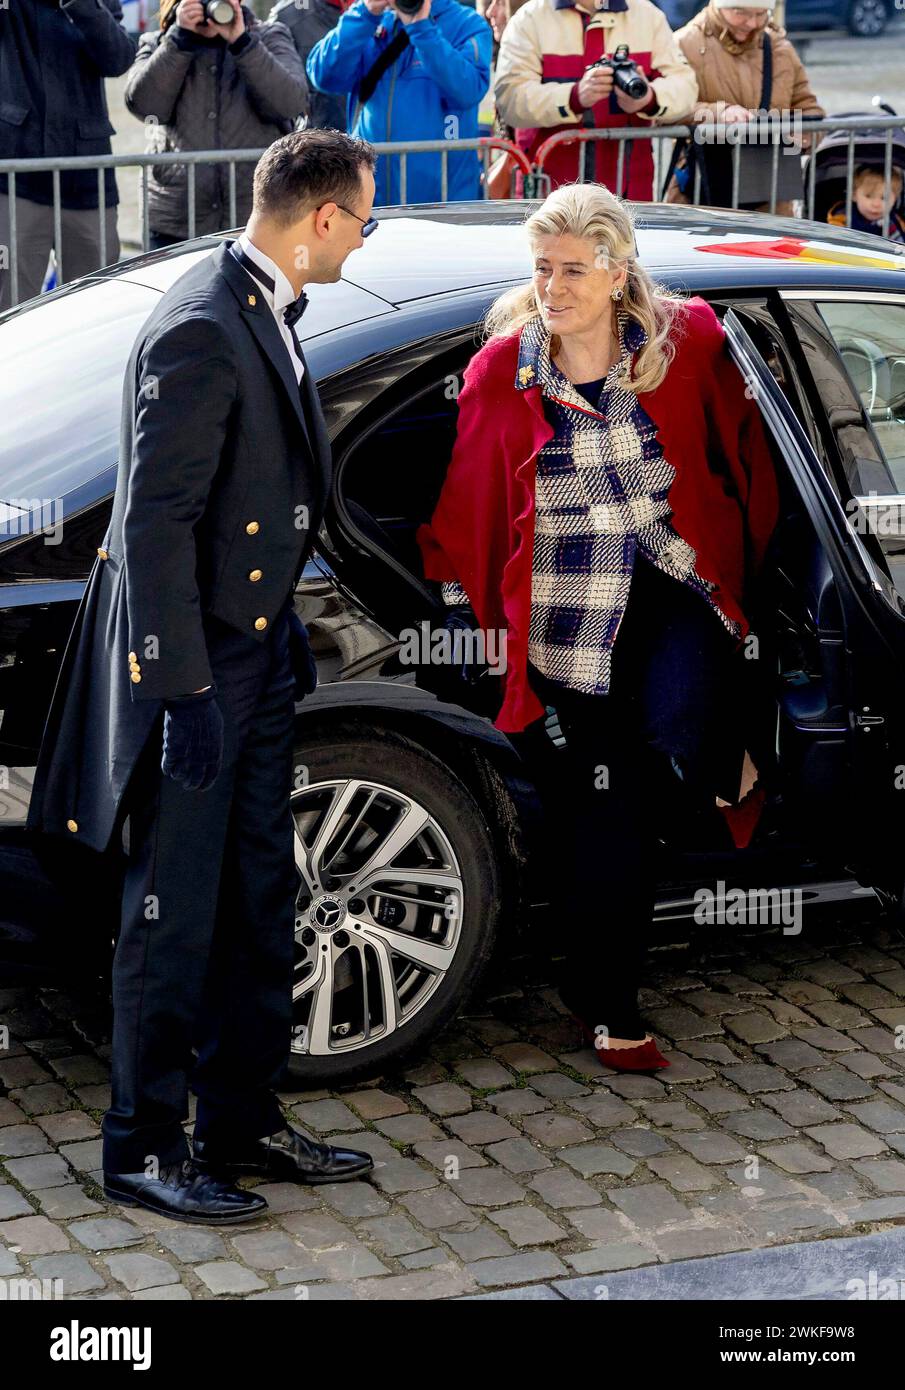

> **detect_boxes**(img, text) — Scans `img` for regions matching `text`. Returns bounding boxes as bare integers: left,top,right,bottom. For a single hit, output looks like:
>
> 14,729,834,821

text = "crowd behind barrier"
2,0,904,311
1,114,904,308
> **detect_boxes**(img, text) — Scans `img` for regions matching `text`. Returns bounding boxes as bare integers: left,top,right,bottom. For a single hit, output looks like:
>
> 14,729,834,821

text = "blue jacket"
306,0,492,205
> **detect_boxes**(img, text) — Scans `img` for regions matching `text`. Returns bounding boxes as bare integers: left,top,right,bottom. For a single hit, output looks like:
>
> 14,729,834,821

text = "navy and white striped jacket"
442,309,740,695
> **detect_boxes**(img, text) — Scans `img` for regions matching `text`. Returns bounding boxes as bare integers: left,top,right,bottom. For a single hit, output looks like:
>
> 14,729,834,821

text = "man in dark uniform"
27,128,379,1224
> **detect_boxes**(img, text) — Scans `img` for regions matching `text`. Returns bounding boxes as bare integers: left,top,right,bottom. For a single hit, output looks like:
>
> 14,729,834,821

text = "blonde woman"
417,182,779,1071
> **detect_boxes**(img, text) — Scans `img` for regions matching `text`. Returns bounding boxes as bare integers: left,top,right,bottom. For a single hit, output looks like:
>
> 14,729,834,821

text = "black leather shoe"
104,1157,268,1224
193,1124,374,1184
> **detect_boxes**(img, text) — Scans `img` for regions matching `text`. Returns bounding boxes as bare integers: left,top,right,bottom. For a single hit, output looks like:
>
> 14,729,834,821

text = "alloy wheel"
290,777,465,1056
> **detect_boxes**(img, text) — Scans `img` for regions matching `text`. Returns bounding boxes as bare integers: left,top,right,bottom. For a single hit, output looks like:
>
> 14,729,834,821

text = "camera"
203,0,234,24
393,0,425,14
587,44,649,102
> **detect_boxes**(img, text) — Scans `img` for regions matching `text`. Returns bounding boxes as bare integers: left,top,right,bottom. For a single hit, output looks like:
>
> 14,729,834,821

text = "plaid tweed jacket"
419,295,779,735
442,308,740,695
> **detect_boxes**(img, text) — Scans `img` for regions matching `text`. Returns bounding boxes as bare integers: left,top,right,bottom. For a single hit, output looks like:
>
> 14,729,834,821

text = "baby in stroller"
827,165,905,242
805,109,905,244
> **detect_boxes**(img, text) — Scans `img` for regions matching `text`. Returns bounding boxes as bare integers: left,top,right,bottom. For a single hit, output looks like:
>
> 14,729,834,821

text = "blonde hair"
484,183,685,395
854,164,903,191
158,0,180,30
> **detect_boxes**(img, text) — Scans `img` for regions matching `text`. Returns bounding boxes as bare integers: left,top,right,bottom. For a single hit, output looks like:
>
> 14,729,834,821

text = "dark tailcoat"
26,239,332,853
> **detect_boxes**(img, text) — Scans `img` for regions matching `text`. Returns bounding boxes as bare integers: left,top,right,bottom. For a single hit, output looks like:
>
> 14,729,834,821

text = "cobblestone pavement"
5,903,905,1301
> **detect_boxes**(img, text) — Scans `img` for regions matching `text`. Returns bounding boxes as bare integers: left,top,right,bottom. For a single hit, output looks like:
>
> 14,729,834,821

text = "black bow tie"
283,293,309,330
231,243,308,327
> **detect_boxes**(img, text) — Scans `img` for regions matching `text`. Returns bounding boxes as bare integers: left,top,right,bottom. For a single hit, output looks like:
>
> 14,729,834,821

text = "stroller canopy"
805,111,905,221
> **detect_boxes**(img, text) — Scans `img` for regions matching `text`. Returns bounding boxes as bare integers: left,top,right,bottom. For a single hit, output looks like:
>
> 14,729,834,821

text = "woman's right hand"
721,104,752,124
174,0,216,33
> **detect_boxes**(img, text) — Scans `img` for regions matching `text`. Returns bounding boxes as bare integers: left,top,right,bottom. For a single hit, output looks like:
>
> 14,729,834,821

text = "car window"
816,300,905,492
331,341,473,622
786,296,905,600
719,299,822,457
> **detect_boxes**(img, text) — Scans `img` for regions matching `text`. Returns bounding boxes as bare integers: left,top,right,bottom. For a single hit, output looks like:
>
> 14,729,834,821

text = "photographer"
306,0,493,205
268,0,351,131
124,0,307,247
0,0,136,310
494,0,698,201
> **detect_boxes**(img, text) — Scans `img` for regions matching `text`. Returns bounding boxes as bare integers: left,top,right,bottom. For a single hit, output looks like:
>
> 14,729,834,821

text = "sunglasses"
334,204,379,237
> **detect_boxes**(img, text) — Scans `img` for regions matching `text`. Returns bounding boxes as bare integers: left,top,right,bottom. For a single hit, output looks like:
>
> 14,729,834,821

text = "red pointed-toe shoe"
719,784,767,851
573,1015,671,1073
594,1035,671,1072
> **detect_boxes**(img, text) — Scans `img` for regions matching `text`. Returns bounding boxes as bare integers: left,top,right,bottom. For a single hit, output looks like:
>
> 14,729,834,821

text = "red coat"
417,296,780,736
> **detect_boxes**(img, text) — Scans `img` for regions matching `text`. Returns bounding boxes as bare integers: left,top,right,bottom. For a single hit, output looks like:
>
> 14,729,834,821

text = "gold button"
247,294,256,307
97,547,109,560
254,616,268,631
129,662,141,673
128,650,137,661
66,819,78,833
248,569,263,582
246,521,260,535
131,671,142,683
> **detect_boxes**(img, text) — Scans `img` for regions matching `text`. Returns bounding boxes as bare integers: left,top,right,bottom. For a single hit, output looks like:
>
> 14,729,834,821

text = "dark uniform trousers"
101,599,298,1175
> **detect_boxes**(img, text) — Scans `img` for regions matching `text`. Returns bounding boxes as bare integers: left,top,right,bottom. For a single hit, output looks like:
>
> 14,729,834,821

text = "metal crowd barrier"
0,138,531,306
529,113,904,220
0,115,902,308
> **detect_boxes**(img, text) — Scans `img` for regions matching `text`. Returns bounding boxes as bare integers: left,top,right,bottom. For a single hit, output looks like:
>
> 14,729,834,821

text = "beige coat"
495,0,699,133
675,4,824,122
666,3,824,213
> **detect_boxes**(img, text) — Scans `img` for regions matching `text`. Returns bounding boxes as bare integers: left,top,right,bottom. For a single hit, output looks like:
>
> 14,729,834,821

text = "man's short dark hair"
253,130,377,226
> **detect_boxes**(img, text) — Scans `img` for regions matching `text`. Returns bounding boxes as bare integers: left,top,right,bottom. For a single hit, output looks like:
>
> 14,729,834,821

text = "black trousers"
520,554,748,1039
102,605,297,1174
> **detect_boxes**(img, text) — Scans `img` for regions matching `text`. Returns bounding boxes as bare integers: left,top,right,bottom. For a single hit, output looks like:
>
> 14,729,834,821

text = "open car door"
723,302,905,911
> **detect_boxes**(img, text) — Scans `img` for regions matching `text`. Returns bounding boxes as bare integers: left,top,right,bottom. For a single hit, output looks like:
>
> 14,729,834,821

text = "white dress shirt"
235,232,305,384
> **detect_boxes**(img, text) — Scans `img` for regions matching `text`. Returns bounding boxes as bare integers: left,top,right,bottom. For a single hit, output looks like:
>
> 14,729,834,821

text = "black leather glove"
161,687,224,792
444,605,489,685
417,606,489,700
287,610,318,698
169,24,210,49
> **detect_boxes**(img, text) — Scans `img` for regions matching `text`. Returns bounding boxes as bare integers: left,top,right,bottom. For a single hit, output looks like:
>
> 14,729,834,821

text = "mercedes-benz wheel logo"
311,894,347,933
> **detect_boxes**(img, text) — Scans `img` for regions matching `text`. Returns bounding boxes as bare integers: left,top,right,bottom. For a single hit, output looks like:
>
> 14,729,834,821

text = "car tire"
284,722,505,1087
848,0,888,35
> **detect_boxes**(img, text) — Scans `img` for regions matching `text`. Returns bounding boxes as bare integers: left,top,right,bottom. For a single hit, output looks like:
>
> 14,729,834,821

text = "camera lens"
618,70,648,100
204,0,234,23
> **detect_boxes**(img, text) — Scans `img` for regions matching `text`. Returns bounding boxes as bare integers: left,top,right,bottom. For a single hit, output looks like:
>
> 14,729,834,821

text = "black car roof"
2,199,904,545
103,200,905,320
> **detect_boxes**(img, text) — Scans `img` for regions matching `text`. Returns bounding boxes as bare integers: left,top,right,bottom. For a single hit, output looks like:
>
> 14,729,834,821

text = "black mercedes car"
2,202,905,1086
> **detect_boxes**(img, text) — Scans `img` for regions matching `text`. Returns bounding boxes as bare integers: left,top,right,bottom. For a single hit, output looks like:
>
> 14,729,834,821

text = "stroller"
803,104,905,241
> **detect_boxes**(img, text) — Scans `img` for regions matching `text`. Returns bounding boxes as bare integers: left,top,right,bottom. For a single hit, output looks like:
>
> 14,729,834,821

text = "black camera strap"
759,31,773,112
662,28,774,200
358,25,410,105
